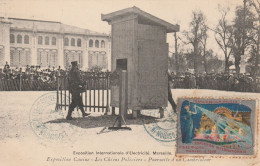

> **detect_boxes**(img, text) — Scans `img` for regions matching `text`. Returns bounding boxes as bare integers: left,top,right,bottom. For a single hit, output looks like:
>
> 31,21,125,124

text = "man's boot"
66,109,73,120
80,108,90,117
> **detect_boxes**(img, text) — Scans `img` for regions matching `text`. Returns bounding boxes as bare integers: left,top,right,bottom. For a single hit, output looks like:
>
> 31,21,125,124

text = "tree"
215,5,234,74
168,51,187,73
201,25,208,73
168,54,175,72
174,32,179,73
184,50,205,72
248,44,258,74
233,2,255,74
184,10,207,73
206,50,224,73
249,0,260,77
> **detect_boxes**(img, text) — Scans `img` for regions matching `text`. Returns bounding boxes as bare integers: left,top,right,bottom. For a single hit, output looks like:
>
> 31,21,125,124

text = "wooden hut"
102,6,179,114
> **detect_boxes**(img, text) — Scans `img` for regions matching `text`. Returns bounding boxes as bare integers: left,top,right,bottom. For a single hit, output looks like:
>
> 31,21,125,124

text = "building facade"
0,17,111,70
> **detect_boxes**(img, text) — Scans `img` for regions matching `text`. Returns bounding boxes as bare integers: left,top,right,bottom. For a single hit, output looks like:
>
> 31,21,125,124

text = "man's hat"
71,61,78,66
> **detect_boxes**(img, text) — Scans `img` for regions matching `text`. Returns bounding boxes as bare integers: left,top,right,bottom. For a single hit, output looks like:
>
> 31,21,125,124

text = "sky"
1,0,245,59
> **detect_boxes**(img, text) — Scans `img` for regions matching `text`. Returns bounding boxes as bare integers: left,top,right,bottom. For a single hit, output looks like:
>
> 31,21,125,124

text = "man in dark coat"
66,61,90,120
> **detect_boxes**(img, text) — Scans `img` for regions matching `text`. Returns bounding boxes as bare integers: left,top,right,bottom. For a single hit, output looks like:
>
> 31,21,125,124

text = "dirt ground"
0,90,259,166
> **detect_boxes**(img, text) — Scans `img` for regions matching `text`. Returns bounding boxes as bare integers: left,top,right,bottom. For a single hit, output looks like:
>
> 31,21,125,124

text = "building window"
10,49,15,66
64,50,83,68
0,47,4,66
77,39,81,47
49,50,58,67
89,39,93,47
25,49,31,66
10,48,31,67
101,40,105,48
10,34,15,43
24,35,29,44
64,38,69,46
17,35,22,43
52,37,56,45
95,40,99,48
45,36,49,45
89,52,107,69
38,36,43,45
71,38,75,46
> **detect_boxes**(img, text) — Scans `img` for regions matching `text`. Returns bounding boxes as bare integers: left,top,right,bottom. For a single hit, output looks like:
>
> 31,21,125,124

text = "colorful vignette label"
176,98,256,155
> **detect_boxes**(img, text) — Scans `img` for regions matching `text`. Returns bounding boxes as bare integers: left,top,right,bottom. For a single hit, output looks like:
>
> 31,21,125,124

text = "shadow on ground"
44,114,158,129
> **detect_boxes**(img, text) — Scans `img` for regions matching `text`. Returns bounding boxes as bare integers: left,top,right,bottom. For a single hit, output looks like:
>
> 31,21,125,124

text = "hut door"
137,40,168,108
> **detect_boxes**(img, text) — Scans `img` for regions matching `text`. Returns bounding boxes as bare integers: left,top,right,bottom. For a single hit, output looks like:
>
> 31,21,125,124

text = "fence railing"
0,78,56,91
56,72,111,114
1,73,259,93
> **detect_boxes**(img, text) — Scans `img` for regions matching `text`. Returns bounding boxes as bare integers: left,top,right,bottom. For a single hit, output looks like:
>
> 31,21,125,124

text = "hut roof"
101,6,179,33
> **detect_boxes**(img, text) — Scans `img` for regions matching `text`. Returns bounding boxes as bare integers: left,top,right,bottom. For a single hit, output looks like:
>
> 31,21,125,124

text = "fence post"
119,70,127,123
55,70,60,110
19,68,22,91
106,71,110,114
112,107,115,116
108,70,131,130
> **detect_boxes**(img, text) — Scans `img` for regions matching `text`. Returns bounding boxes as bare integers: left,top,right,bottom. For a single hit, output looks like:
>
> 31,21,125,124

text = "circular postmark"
143,108,179,142
29,92,79,141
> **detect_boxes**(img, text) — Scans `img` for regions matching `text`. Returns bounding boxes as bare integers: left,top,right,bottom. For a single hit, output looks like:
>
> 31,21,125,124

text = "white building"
0,17,111,70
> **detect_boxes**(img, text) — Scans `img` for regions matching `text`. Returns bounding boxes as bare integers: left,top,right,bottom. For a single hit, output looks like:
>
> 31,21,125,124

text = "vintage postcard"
1,0,260,166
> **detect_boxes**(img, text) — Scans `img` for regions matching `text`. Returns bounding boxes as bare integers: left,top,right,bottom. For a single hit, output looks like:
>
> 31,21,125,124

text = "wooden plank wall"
137,24,166,43
111,19,135,107
135,24,168,108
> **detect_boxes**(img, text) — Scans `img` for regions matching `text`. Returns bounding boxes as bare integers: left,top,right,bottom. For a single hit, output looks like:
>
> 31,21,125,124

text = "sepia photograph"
0,0,259,165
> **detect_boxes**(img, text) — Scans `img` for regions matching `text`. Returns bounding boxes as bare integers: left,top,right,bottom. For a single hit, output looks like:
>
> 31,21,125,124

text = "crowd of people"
0,62,64,83
0,62,259,92
169,72,260,92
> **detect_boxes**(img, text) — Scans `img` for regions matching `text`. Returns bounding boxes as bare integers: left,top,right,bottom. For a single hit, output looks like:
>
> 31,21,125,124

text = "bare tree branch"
215,4,234,73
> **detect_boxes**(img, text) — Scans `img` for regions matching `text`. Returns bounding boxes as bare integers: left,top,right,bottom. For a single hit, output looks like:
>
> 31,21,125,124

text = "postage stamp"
176,97,258,157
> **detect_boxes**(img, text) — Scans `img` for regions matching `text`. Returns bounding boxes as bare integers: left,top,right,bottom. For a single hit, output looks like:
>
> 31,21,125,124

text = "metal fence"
56,72,111,114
